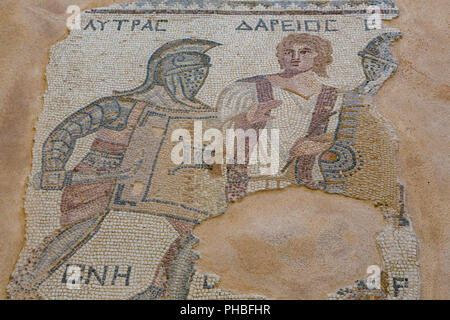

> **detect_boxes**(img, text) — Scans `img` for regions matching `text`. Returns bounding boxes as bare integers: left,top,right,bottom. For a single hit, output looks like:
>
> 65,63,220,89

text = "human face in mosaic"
281,43,318,74
8,0,422,301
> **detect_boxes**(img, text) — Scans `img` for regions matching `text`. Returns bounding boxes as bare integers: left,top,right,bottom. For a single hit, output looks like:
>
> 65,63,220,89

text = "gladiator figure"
11,39,226,299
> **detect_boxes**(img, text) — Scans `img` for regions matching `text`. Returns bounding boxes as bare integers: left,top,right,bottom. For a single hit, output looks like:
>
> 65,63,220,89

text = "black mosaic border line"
87,9,399,15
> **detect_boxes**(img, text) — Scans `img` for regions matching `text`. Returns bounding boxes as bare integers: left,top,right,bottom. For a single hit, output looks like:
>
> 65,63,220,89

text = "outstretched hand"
289,135,334,158
246,100,282,125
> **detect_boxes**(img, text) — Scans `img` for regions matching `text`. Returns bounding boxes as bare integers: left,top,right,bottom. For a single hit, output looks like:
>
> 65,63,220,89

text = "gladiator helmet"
117,39,221,102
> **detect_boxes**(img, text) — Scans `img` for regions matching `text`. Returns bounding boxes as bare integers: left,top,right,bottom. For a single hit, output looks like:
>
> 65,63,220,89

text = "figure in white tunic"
217,34,343,201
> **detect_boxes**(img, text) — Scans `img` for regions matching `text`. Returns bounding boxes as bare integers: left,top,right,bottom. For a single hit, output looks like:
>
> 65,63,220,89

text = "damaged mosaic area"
8,0,420,300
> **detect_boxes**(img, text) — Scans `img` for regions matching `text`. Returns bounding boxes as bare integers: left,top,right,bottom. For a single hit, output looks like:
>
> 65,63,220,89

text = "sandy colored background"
0,0,448,299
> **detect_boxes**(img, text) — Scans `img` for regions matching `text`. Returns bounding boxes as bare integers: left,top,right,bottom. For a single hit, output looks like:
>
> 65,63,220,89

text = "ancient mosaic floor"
1,0,448,300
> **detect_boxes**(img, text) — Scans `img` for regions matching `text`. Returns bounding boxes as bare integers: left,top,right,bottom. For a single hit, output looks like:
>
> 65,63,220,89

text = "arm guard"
40,98,129,189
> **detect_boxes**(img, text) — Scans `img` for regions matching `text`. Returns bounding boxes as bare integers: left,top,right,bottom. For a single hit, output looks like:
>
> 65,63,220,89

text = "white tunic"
217,80,342,185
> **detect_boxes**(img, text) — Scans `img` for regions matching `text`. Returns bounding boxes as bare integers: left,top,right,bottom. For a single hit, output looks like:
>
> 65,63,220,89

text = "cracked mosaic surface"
3,0,438,300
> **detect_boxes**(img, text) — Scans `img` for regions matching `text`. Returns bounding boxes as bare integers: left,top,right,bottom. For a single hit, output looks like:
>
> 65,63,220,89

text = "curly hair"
276,33,333,78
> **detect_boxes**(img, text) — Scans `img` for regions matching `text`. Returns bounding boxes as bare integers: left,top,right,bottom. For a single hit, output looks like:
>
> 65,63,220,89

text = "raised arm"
40,97,129,189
